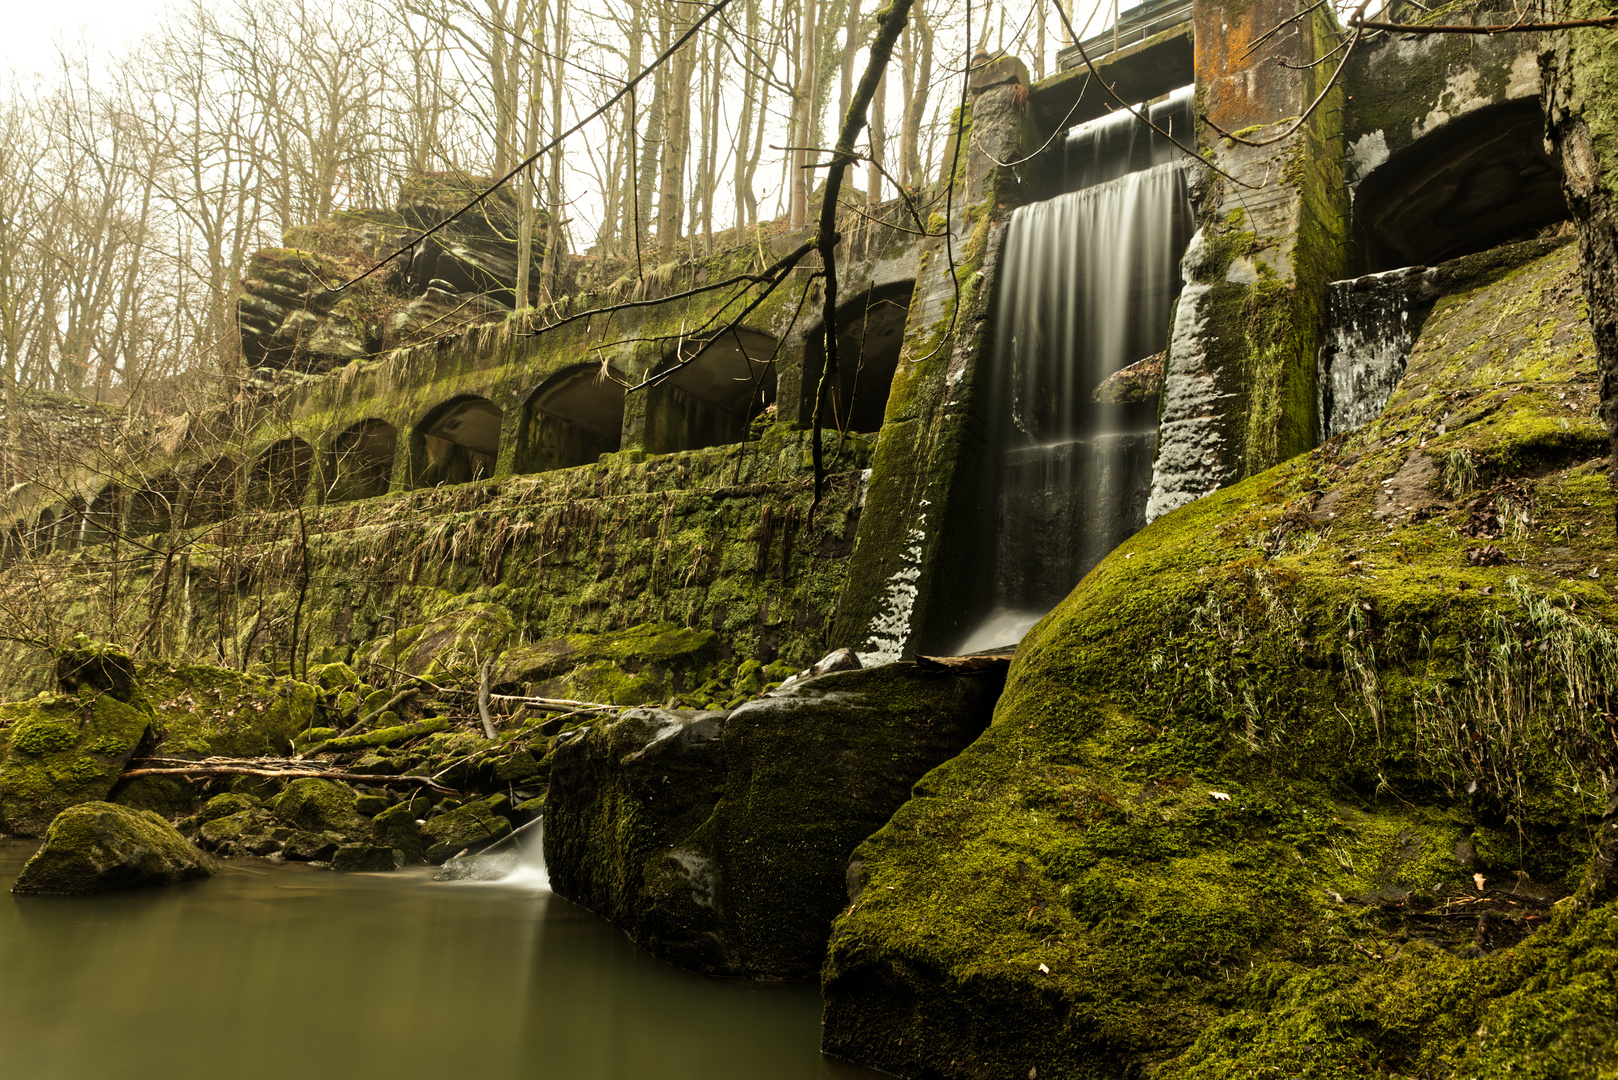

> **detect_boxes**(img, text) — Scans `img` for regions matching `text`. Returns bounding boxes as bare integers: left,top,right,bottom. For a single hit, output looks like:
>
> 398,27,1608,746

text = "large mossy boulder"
546,662,1004,978
821,240,1618,1077
271,777,365,833
12,802,217,895
0,673,155,838
140,663,321,758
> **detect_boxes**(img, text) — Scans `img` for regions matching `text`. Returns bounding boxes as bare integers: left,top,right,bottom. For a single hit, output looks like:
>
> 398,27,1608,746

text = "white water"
1318,266,1429,438
954,98,1195,653
496,818,552,891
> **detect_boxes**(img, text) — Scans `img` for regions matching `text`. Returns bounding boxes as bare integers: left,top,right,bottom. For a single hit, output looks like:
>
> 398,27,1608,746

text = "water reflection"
0,840,878,1080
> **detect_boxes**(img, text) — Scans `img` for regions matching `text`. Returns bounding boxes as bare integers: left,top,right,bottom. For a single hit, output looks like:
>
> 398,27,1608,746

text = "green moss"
0,691,155,838
271,777,363,833
12,801,217,895
821,242,1618,1078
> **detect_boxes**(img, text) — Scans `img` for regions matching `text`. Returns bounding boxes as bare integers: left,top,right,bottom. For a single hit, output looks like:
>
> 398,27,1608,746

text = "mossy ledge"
822,240,1618,1078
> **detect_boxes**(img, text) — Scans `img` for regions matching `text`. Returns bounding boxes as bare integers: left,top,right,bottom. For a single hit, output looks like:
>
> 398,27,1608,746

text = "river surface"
0,840,880,1080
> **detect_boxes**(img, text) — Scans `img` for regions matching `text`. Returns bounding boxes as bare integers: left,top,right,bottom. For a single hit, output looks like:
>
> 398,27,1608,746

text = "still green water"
0,840,880,1080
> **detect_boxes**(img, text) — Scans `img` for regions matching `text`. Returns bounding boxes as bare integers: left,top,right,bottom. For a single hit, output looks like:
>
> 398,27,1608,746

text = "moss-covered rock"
546,662,1004,978
494,622,719,704
360,602,515,682
12,802,217,895
141,663,320,758
111,775,200,819
270,777,364,834
372,800,426,863
820,241,1618,1078
0,691,155,838
331,843,397,872
420,800,511,864
197,808,281,856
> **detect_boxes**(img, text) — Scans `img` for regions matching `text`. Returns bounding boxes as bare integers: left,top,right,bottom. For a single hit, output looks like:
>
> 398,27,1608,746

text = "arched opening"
799,283,913,433
412,396,503,487
30,509,56,556
58,496,88,549
645,329,778,453
83,485,122,545
1355,99,1569,271
325,420,398,503
184,458,238,527
247,438,314,511
518,365,625,473
126,477,181,538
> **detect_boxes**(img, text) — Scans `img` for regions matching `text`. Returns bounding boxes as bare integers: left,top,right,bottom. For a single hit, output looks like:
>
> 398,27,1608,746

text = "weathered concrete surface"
832,57,1041,662
1146,0,1348,522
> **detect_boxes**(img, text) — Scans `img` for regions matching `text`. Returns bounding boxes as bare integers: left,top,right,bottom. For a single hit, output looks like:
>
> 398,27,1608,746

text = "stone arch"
645,329,778,453
517,365,626,473
82,484,122,545
126,476,182,538
58,496,88,549
799,282,913,434
325,420,398,503
247,438,314,511
411,396,503,487
183,457,238,527
30,509,56,555
1354,99,1569,271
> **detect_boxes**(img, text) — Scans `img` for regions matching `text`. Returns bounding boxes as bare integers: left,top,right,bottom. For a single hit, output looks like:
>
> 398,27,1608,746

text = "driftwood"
122,755,460,794
477,660,497,739
442,687,620,713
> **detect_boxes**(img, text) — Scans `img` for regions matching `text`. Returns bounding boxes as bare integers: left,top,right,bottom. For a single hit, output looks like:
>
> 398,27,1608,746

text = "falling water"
1317,266,1433,438
961,94,1196,650
1062,85,1195,192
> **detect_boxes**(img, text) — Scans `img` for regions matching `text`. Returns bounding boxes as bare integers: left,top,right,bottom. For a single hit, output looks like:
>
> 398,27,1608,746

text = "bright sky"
2,0,174,82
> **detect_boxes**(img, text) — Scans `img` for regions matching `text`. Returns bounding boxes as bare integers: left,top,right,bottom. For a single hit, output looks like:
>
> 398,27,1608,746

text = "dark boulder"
545,662,1004,979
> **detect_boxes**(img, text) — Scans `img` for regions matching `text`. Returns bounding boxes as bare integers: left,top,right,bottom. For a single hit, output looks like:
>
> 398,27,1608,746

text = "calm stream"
0,840,879,1079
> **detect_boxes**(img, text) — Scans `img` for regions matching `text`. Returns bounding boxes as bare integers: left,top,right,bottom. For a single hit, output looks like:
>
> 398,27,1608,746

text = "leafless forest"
0,0,1081,442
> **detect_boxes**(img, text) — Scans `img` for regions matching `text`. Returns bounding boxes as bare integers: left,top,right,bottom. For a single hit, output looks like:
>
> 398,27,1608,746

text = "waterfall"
960,97,1195,651
1062,85,1194,192
1317,266,1433,439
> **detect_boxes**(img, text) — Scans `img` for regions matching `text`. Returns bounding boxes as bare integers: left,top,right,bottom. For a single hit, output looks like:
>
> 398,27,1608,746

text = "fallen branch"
478,659,497,739
123,756,460,794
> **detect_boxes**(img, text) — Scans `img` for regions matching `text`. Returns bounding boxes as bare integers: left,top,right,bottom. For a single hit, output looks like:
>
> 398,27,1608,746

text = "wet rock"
434,850,518,881
12,802,217,895
420,800,511,864
281,831,343,862
545,663,1003,979
1092,351,1165,405
372,801,426,864
331,843,398,872
0,690,155,838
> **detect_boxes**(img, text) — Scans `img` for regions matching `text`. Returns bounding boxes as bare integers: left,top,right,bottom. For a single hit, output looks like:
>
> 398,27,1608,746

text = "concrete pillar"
1145,0,1350,520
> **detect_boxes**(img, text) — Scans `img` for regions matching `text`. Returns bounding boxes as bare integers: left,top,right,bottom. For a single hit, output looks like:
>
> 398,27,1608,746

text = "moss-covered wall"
0,428,873,697
1545,7,1618,534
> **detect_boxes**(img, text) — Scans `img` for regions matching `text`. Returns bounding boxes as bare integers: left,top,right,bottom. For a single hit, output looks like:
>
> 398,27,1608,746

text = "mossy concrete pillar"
1544,11,1618,531
830,56,1039,662
1146,0,1349,520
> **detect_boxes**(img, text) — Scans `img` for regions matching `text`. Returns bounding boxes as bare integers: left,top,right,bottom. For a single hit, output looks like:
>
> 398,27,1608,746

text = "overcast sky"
3,0,173,82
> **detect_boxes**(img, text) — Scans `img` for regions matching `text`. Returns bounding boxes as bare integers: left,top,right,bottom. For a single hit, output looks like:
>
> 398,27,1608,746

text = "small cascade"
435,816,551,891
1062,85,1194,192
963,99,1195,647
1317,266,1433,438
